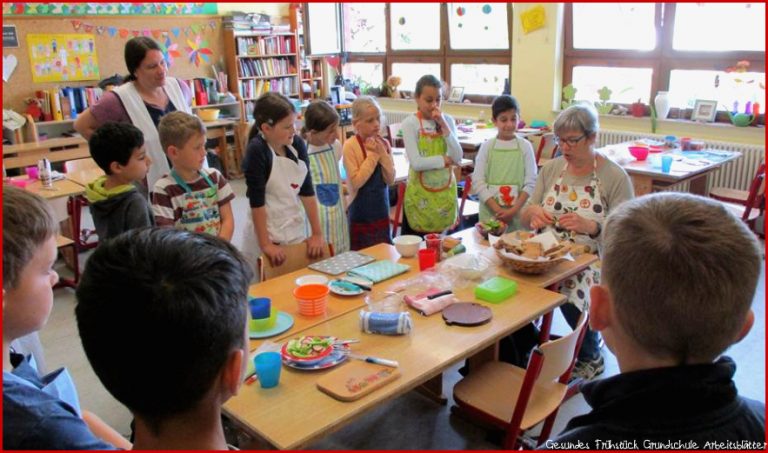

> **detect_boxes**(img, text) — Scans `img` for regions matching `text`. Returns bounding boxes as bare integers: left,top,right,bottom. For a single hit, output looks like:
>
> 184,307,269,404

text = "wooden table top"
2,136,87,155
64,158,104,187
7,177,85,199
224,281,565,450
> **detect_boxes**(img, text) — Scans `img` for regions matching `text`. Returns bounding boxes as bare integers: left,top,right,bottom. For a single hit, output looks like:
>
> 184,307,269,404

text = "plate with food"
281,336,349,370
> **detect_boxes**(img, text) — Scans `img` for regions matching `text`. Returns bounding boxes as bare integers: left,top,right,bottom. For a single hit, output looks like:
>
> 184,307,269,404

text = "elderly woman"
74,37,194,188
519,103,634,379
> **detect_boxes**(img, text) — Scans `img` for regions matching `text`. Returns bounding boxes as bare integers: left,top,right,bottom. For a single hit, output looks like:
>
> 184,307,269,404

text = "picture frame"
691,99,718,123
448,86,464,103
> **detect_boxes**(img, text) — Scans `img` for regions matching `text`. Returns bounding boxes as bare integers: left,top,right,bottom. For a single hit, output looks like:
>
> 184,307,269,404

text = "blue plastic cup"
254,351,282,389
661,155,673,173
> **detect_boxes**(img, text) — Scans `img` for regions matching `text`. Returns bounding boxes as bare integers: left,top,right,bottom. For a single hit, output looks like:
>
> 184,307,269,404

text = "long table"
229,229,598,449
599,141,742,196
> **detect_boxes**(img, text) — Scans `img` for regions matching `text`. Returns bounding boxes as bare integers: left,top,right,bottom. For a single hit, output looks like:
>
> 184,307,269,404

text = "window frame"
304,3,513,101
564,3,765,123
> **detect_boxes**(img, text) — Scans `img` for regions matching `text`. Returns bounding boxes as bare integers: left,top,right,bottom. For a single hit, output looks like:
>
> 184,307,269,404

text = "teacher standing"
74,37,195,189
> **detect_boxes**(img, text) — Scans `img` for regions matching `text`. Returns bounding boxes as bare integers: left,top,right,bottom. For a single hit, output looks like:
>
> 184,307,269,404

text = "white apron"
540,158,607,311
113,77,203,189
243,143,309,263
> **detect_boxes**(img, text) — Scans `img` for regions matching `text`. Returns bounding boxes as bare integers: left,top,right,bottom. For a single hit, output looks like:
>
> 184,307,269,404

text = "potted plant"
561,84,577,109
594,86,613,114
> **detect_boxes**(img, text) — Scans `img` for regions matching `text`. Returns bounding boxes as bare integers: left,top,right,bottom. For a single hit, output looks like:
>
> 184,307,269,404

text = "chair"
387,122,403,148
452,313,588,449
390,182,406,237
64,159,101,252
448,174,480,233
710,163,765,235
54,234,79,289
257,242,334,281
535,132,559,167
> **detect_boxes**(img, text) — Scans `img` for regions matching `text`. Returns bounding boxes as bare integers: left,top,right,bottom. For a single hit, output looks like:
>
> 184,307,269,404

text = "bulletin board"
2,15,223,113
27,33,100,83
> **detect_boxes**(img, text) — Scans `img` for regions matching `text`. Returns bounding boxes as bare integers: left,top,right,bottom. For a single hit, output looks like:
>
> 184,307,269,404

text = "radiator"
598,130,765,193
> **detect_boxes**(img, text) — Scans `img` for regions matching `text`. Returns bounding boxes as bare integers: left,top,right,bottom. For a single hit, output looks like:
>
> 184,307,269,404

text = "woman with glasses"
518,103,634,380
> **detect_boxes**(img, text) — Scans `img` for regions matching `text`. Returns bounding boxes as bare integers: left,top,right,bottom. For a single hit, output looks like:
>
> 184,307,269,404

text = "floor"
39,178,765,449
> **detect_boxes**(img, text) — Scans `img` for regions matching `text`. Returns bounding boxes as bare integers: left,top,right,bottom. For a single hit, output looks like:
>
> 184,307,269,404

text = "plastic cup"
248,297,276,331
424,233,442,262
661,155,673,173
25,166,39,180
253,351,282,389
418,249,437,271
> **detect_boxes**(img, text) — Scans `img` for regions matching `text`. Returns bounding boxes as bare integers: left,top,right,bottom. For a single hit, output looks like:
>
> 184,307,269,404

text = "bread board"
316,361,400,402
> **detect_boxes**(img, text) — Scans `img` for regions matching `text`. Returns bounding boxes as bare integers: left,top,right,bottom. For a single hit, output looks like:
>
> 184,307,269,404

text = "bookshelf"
223,29,301,122
291,3,326,101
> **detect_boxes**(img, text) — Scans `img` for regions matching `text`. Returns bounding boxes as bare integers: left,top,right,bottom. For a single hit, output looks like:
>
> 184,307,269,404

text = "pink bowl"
628,146,649,161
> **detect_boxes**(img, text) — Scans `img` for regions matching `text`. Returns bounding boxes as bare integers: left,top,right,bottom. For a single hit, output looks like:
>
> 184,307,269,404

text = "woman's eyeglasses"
553,134,586,147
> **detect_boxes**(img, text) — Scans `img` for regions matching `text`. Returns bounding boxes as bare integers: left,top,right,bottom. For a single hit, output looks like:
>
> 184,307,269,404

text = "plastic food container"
474,276,518,303
294,284,330,316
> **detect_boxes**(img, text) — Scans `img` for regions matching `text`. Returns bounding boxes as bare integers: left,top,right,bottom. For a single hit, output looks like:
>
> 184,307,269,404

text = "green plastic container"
474,277,518,304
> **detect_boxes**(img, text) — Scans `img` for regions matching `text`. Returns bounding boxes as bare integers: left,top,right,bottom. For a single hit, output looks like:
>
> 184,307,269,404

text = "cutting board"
442,302,493,326
316,361,400,402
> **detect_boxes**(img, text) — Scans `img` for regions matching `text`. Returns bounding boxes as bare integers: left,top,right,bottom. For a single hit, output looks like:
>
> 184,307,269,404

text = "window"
307,3,340,54
305,3,512,101
564,3,765,123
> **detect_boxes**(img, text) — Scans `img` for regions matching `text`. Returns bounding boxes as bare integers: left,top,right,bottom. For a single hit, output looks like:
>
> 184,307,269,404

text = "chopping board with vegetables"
316,361,400,402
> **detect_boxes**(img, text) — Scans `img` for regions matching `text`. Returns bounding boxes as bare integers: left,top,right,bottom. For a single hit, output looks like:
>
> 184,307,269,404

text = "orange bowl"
628,146,649,161
293,284,329,316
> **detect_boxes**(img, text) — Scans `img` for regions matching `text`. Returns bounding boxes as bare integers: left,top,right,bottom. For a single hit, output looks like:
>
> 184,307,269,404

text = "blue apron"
348,134,392,250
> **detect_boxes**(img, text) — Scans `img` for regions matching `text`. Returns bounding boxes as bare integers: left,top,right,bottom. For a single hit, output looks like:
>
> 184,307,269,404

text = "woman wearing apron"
342,97,395,250
242,93,325,271
521,104,634,380
401,75,463,234
472,95,537,232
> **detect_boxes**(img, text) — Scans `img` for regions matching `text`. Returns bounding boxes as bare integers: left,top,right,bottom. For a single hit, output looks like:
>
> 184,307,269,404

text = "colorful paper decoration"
456,6,466,16
482,4,492,14
185,35,212,67
160,36,180,68
520,5,547,34
27,33,100,82
3,3,218,16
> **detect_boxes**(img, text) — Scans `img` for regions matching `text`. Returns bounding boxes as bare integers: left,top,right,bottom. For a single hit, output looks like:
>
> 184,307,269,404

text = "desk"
224,283,565,450
391,148,473,183
64,158,104,187
8,177,85,200
457,127,546,157
600,142,742,196
3,136,90,170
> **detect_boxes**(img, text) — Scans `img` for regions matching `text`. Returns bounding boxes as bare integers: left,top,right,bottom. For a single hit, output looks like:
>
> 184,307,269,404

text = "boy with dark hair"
75,228,253,449
3,185,129,450
85,121,154,241
152,111,235,240
550,192,765,446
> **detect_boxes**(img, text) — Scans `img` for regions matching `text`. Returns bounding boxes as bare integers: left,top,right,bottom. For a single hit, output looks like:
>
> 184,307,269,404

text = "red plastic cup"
424,233,442,262
418,249,437,271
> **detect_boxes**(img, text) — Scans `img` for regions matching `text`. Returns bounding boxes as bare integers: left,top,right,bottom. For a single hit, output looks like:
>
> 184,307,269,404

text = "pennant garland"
68,19,217,42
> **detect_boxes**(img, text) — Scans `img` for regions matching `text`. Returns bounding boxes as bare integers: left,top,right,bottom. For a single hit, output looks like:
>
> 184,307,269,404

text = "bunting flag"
68,20,217,45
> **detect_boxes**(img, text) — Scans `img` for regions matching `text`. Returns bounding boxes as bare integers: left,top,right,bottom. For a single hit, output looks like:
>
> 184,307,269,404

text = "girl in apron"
342,97,395,250
401,75,463,234
472,95,537,232
241,93,325,270
303,101,350,253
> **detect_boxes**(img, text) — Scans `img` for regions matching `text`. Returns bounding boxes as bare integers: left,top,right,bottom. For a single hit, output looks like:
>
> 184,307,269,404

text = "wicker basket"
495,248,566,275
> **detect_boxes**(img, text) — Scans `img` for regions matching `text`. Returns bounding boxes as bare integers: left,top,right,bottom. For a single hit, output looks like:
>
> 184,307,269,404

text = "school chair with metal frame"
452,312,589,449
257,241,335,281
710,162,765,236
448,174,480,233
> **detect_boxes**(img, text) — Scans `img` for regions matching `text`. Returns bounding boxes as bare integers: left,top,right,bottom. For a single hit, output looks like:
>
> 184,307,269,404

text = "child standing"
342,96,395,250
151,111,235,241
402,75,463,234
242,92,325,268
303,100,350,253
471,95,537,231
3,186,129,450
85,122,155,241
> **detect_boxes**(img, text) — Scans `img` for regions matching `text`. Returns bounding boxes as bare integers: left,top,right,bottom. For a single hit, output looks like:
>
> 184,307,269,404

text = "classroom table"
63,157,104,187
3,136,90,170
224,281,565,450
6,176,85,200
456,126,546,157
598,141,742,197
391,147,473,183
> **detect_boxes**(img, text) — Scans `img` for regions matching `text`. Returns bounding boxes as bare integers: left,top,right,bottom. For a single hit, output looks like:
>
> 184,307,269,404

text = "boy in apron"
303,100,350,253
472,95,537,232
241,93,325,269
343,96,396,250
152,112,235,240
3,186,128,449
401,75,464,234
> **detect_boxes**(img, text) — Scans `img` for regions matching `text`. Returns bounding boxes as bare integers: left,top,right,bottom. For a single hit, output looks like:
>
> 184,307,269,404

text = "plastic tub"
293,284,330,316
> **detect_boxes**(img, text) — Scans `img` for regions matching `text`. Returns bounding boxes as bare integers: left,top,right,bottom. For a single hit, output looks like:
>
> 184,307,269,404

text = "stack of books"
222,12,272,32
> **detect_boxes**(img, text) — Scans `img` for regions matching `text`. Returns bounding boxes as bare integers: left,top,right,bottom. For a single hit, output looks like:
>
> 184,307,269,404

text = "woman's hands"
558,212,598,235
527,205,555,230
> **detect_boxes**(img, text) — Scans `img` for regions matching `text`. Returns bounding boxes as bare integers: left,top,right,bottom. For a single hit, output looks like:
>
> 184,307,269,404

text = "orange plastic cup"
293,283,330,316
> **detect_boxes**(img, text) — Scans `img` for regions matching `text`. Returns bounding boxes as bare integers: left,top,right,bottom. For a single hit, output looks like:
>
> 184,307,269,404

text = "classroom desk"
224,282,566,450
456,127,546,157
7,177,85,200
63,158,104,187
391,147,473,183
2,136,90,170
599,142,742,197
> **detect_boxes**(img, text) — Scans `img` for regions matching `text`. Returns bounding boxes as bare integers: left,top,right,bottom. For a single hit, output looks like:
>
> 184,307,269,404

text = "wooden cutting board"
316,361,400,402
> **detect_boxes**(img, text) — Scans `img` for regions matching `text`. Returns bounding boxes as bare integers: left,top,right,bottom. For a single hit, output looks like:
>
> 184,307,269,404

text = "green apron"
403,114,457,233
479,137,525,232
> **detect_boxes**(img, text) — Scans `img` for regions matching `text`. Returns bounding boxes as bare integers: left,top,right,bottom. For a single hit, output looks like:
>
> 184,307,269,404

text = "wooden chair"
54,234,79,289
452,313,588,449
257,242,334,281
64,159,102,252
387,122,403,148
711,163,765,235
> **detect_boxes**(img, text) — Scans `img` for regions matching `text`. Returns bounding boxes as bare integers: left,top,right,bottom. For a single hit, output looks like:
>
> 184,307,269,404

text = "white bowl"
295,274,329,287
393,235,422,257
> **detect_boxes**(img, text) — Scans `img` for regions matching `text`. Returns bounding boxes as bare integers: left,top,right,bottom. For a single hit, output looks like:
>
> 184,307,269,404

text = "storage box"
474,276,517,304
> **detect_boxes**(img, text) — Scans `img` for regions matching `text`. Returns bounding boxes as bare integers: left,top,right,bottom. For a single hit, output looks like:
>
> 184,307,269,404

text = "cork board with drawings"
2,15,223,113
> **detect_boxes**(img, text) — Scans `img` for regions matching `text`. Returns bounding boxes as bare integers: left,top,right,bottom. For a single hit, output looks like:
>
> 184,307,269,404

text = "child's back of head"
89,122,145,175
75,228,253,437
158,111,205,153
602,192,761,363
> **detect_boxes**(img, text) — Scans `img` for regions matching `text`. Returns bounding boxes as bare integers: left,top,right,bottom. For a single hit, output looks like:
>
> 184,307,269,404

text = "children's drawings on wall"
27,33,99,83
